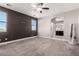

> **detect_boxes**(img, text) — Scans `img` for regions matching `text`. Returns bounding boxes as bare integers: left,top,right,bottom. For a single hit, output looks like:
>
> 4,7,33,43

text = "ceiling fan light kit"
31,3,49,13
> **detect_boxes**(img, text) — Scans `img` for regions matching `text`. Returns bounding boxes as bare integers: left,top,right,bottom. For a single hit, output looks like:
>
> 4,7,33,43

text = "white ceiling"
0,3,79,18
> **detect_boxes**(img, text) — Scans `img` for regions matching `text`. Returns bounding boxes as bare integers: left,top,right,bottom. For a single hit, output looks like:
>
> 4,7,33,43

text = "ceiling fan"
32,3,49,13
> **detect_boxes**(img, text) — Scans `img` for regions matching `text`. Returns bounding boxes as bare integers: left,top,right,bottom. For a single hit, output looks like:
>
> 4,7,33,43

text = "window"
0,11,7,32
32,19,36,31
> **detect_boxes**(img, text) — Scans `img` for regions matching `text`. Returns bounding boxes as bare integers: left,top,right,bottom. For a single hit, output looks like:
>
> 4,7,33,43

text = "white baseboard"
0,36,37,45
39,36,68,42
0,36,69,46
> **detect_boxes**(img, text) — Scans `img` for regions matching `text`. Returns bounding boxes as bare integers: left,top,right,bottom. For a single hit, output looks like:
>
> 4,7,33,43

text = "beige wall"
38,17,52,37
38,9,79,41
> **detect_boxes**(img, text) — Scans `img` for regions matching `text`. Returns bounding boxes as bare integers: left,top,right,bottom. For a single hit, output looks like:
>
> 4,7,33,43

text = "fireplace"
56,31,64,36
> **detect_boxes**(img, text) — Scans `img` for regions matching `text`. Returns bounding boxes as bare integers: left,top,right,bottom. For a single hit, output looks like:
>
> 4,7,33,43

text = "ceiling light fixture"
36,8,42,11
31,3,49,13
31,3,37,8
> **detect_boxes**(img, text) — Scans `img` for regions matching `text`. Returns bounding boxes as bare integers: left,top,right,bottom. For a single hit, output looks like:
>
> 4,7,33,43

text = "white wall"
55,9,79,40
78,12,79,42
38,17,52,37
38,9,79,41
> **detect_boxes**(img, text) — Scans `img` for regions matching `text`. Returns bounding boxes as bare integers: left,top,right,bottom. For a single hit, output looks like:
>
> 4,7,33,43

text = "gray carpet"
0,37,79,56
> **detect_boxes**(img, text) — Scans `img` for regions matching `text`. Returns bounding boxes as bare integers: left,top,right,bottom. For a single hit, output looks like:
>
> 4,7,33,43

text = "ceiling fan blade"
42,7,49,10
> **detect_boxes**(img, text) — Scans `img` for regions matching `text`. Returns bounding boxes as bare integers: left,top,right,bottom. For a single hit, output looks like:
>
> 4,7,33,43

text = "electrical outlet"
5,38,7,40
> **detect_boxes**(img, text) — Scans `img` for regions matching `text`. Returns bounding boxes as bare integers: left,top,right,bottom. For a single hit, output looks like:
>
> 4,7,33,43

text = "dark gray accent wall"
0,6,38,42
